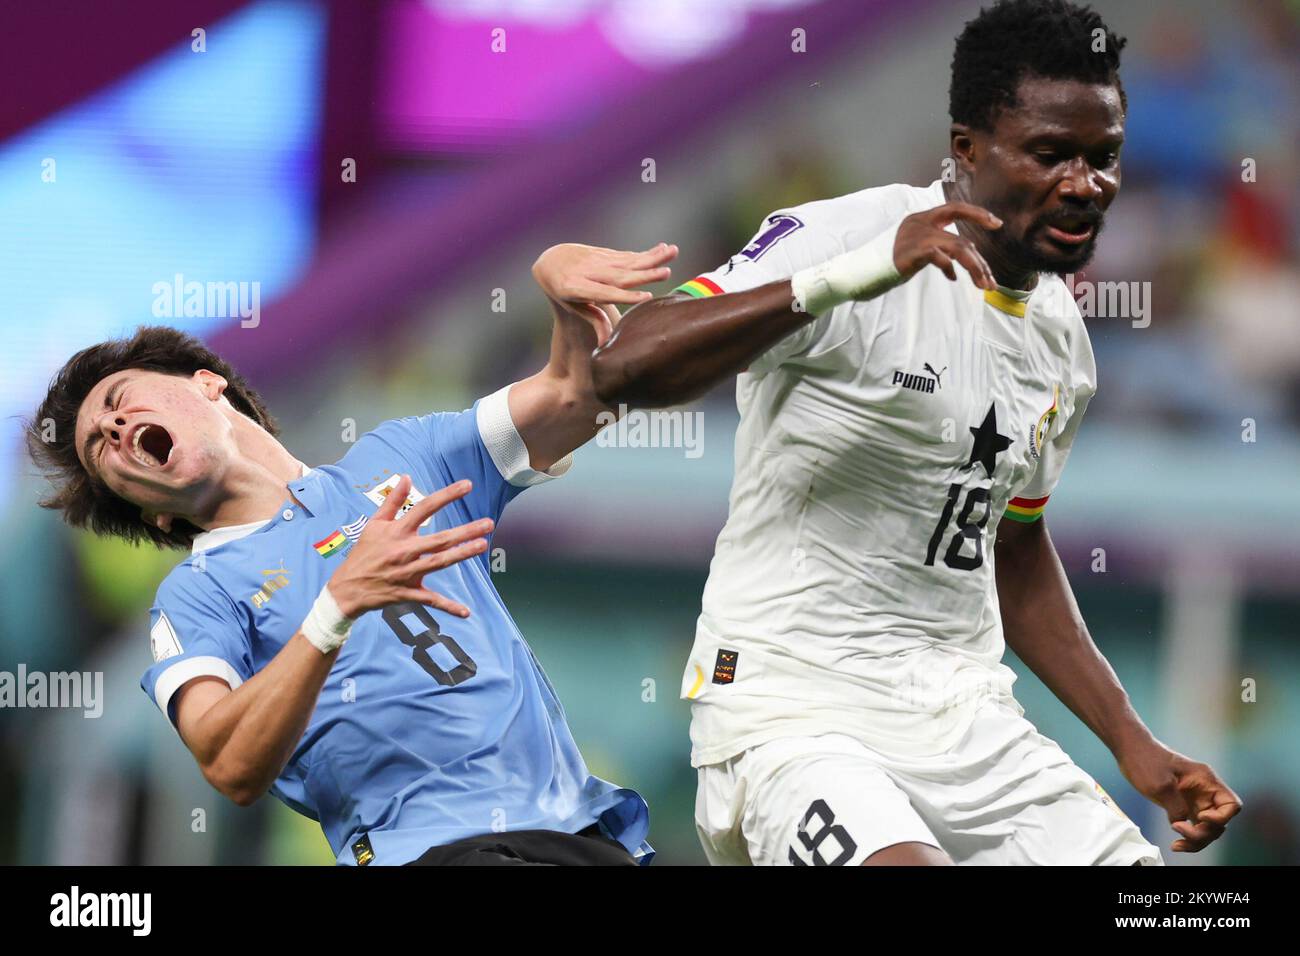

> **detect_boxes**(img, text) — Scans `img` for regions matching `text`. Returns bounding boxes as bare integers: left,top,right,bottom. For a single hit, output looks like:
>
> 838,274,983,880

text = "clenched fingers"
1171,818,1224,852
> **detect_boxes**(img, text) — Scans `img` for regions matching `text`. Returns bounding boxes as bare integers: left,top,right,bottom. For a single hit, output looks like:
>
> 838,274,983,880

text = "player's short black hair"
26,325,278,550
949,0,1127,131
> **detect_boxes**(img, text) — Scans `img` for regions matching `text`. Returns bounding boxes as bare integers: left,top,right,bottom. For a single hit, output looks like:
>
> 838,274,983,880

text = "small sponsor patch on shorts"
713,649,739,685
352,834,375,866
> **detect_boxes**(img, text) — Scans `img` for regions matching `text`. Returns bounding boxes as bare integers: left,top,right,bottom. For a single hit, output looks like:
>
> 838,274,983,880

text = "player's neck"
192,419,305,533
941,179,1038,292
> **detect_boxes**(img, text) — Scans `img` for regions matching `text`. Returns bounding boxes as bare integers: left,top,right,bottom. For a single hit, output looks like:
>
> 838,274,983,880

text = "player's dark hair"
950,0,1127,131
26,325,279,550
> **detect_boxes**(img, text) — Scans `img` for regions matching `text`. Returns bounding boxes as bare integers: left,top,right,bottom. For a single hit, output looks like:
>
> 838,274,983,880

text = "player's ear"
193,369,228,402
950,124,977,175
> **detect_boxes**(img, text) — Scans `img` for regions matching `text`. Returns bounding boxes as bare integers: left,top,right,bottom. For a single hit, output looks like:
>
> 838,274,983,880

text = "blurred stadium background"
1,0,1297,865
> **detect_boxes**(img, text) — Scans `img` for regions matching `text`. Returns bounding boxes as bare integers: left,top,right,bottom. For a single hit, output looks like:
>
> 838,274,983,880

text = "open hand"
328,476,492,620
532,241,679,346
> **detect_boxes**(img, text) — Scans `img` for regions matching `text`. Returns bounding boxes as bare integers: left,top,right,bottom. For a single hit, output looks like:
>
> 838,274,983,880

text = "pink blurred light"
380,1,652,150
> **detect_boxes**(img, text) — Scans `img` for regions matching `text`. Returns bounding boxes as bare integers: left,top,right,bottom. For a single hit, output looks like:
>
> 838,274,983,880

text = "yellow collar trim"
984,288,1028,317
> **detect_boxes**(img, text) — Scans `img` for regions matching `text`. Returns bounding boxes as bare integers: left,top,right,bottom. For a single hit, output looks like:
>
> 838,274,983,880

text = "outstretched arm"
506,241,678,470
591,202,1001,409
591,283,810,409
994,516,1243,852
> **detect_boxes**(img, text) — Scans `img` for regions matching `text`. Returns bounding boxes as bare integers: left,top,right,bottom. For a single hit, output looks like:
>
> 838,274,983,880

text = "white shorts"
695,699,1163,866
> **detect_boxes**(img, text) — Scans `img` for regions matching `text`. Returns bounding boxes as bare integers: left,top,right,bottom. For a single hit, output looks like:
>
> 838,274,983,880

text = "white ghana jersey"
677,179,1097,766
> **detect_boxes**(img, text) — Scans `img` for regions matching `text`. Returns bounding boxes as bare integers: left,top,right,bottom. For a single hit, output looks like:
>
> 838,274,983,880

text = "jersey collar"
191,462,312,554
984,285,1031,317
287,464,331,518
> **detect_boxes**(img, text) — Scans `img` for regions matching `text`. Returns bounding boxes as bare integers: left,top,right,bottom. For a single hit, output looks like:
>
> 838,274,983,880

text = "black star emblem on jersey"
967,403,1013,478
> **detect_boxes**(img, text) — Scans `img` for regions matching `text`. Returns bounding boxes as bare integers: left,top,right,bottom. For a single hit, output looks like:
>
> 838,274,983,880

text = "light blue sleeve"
363,384,574,526
140,567,254,730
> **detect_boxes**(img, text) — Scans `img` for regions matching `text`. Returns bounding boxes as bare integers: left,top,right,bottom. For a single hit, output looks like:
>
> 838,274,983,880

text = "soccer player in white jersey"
589,0,1241,865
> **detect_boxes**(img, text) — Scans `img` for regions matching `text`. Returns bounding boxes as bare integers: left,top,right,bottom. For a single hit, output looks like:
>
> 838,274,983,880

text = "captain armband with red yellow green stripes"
675,218,904,314
1004,494,1049,523
675,276,726,298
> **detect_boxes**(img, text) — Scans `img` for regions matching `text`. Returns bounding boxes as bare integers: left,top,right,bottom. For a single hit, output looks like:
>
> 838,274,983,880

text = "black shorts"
405,825,638,866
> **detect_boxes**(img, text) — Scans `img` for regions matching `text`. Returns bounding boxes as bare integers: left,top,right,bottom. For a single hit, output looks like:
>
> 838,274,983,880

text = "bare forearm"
995,521,1157,756
185,634,336,804
591,281,808,408
998,521,1244,851
589,201,1008,409
509,368,606,471
509,301,612,471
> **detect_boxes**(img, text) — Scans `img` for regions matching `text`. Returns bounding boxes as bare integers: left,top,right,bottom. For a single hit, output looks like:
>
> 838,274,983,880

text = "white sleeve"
673,210,842,376
1007,319,1097,521
676,201,903,377
142,574,252,731
475,383,573,487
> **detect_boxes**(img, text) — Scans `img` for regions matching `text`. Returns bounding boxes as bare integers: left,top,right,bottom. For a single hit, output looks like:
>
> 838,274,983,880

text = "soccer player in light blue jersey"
27,241,679,866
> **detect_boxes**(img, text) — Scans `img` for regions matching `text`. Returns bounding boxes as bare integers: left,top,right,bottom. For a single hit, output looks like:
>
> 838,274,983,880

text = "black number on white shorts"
788,799,857,866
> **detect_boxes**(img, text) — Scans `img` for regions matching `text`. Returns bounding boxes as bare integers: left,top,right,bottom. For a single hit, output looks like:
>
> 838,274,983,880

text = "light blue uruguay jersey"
140,385,651,865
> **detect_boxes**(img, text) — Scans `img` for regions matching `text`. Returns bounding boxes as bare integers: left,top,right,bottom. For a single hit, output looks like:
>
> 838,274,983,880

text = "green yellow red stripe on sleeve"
1004,494,1049,523
675,276,724,298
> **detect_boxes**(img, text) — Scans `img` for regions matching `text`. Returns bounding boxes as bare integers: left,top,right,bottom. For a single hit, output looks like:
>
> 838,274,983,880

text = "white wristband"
301,586,354,654
790,221,903,316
